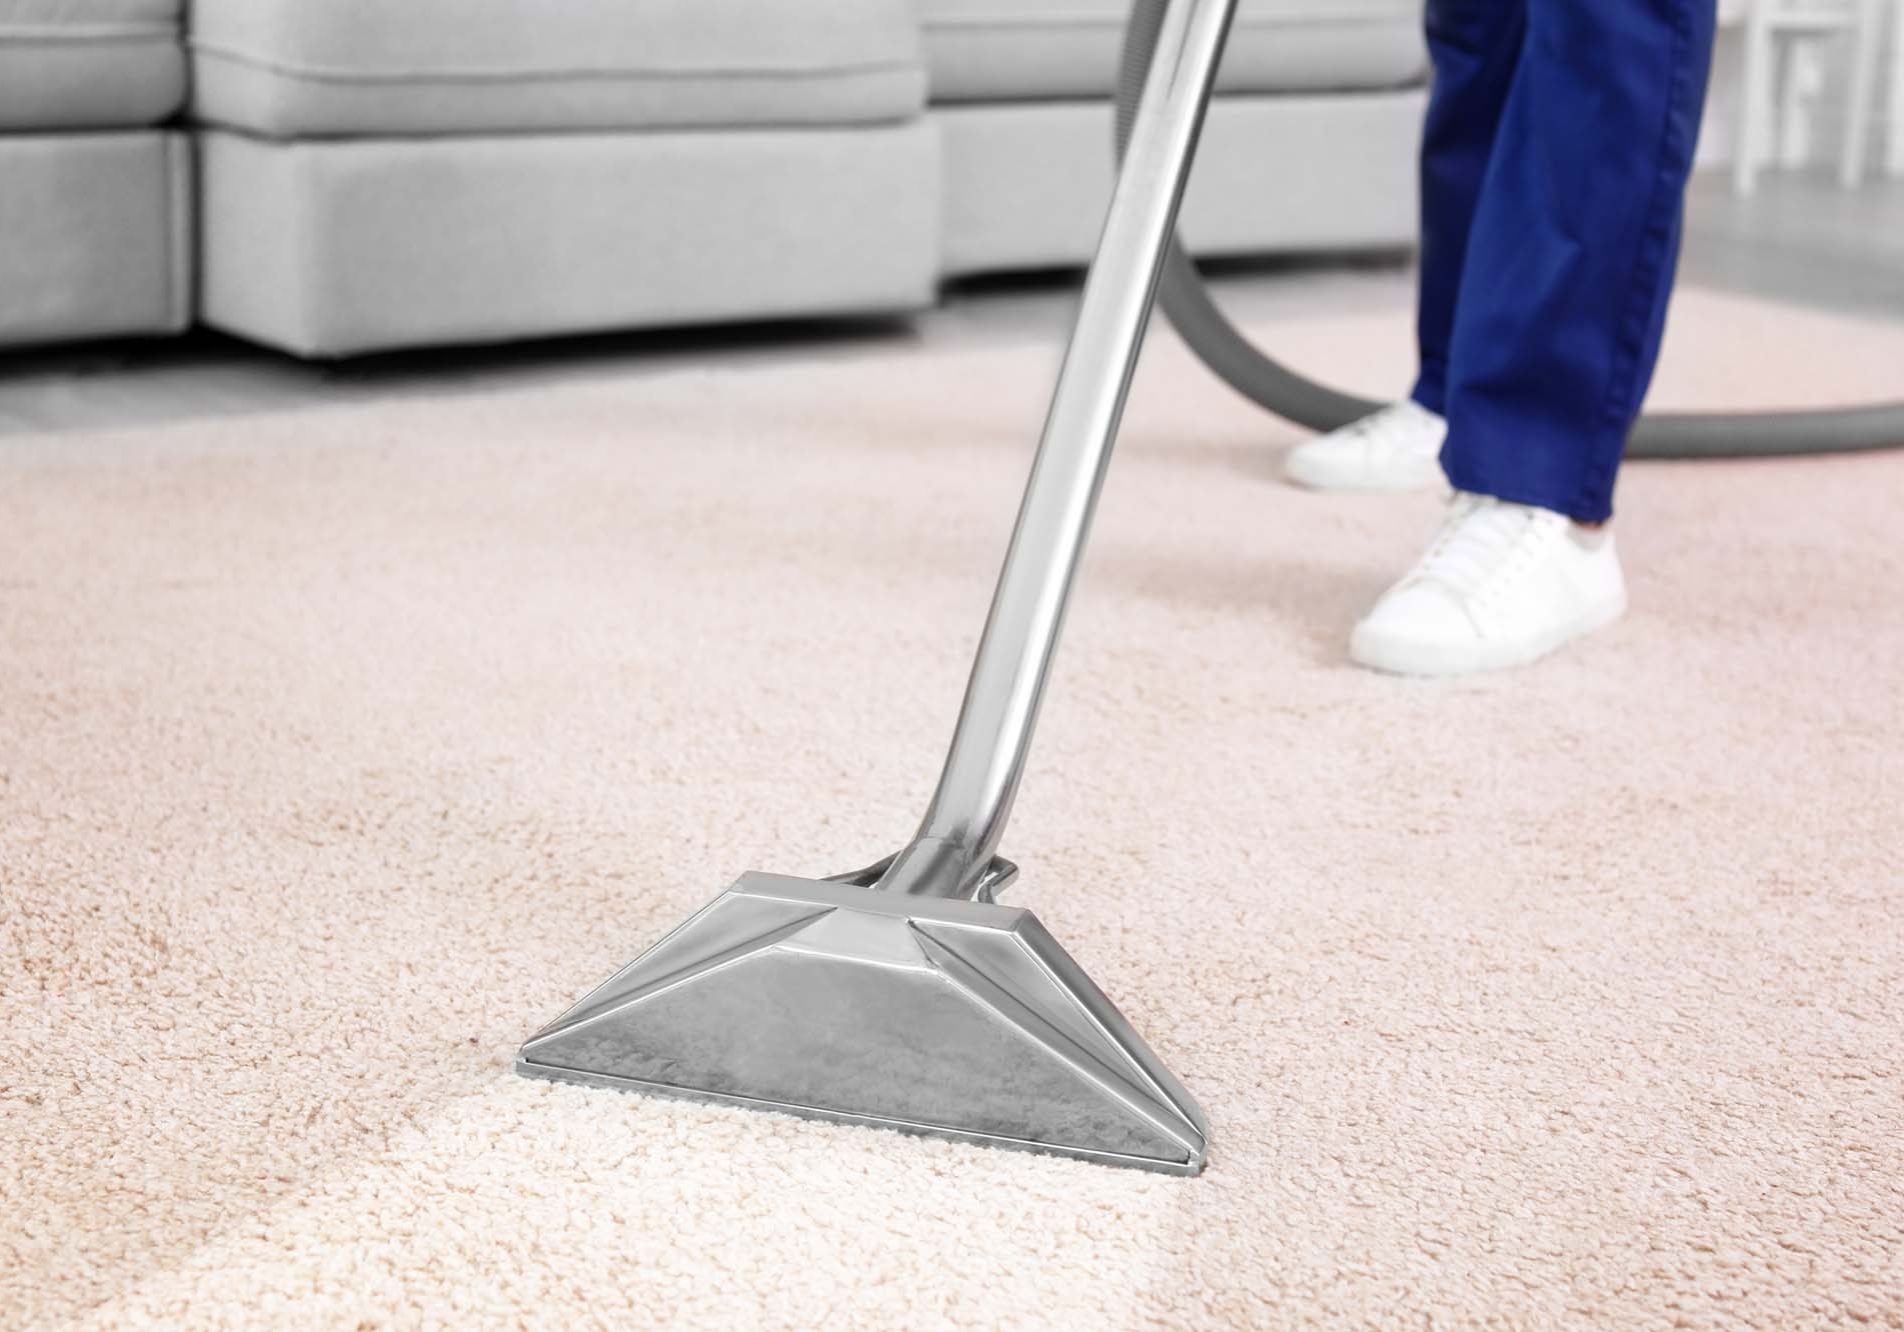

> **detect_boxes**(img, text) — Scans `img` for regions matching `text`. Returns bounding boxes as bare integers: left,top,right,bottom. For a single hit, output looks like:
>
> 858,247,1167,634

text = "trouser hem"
1440,451,1613,525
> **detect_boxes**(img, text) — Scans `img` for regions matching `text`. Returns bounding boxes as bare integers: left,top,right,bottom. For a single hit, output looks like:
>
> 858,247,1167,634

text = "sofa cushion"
921,0,1426,102
198,123,940,357
0,0,185,129
938,93,1422,277
0,131,192,346
188,0,927,139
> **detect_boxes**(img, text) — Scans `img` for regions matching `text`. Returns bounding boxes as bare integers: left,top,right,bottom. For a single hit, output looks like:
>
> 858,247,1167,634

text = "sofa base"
199,122,942,358
937,90,1426,277
0,132,193,350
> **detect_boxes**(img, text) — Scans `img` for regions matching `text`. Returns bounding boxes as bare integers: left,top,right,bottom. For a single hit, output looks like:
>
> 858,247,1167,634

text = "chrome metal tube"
877,0,1238,900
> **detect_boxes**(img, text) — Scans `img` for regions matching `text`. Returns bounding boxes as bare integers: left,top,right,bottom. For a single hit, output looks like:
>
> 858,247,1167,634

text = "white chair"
1889,0,1904,175
1729,0,1889,194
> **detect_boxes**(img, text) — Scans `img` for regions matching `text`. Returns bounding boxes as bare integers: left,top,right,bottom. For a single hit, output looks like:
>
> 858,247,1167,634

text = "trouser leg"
1438,0,1718,523
1412,0,1528,415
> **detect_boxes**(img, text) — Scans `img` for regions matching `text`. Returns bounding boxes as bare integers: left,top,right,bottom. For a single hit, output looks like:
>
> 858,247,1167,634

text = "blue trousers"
1411,0,1717,523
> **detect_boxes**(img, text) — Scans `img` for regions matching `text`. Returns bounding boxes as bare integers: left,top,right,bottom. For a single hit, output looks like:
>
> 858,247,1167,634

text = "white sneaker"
1349,492,1628,676
1284,400,1448,492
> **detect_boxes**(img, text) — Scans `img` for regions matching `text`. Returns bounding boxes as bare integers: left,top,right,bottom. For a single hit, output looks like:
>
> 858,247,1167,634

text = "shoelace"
1404,494,1559,599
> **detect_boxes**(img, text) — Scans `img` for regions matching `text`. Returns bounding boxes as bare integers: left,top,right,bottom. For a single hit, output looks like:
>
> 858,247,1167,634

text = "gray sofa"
0,0,1426,357
925,0,1424,276
0,0,193,348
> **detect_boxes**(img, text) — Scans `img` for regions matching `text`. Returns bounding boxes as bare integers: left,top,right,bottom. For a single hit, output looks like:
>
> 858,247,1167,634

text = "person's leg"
1349,0,1719,676
1412,0,1530,417
1281,0,1523,493
1437,0,1719,523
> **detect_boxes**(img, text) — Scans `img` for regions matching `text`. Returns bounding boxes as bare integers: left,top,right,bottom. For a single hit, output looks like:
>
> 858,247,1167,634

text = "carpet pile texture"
3,290,1901,1328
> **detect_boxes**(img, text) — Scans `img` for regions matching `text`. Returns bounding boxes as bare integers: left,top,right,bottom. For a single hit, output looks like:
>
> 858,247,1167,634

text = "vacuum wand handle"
877,0,1238,900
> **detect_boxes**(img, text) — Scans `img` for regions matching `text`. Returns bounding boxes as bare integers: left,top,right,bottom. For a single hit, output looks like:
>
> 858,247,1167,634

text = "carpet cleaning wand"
515,0,1241,1173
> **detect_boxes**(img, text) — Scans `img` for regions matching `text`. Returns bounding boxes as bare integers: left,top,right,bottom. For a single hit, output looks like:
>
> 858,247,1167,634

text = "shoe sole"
1284,472,1442,495
1279,441,1439,494
1282,456,1444,494
1348,593,1629,678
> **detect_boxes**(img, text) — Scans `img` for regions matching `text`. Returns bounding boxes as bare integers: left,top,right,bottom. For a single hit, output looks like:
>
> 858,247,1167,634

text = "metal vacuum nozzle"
518,874,1208,1173
518,0,1235,1174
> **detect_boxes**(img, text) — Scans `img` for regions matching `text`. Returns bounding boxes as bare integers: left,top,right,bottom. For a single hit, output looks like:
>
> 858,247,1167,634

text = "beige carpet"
3,289,1902,1329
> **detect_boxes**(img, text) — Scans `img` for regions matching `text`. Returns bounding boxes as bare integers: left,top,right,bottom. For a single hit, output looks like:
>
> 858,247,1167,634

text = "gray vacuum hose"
1116,0,1904,459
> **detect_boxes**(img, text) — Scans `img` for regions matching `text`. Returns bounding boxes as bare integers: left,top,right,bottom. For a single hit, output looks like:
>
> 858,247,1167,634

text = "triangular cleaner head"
518,873,1208,1174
